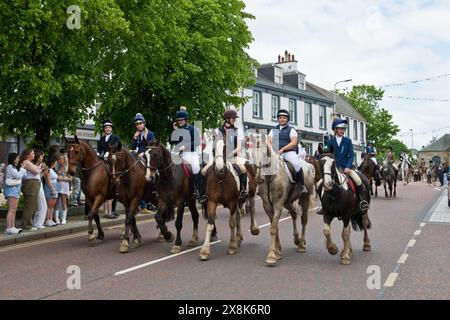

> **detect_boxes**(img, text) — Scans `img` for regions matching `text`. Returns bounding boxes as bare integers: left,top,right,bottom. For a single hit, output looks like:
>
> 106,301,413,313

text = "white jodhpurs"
181,151,200,174
348,170,362,186
371,157,378,165
282,151,301,172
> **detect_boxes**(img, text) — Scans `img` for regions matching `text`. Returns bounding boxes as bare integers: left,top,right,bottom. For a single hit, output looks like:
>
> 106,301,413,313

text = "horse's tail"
351,213,372,232
162,206,175,223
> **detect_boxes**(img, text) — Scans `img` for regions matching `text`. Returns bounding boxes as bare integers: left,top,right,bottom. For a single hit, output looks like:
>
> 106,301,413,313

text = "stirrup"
199,194,208,204
359,200,369,212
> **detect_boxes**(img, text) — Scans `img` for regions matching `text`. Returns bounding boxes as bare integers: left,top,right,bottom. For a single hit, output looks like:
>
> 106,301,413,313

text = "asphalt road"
0,181,447,300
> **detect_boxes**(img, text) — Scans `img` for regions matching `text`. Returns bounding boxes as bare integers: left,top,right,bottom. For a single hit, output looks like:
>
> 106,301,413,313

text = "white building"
235,51,367,165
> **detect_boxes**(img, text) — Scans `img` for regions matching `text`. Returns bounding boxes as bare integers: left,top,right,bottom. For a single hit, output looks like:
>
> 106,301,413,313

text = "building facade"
418,134,450,165
235,51,367,164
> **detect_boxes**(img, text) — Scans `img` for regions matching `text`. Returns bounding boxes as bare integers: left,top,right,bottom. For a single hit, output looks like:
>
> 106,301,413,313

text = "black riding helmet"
277,109,290,121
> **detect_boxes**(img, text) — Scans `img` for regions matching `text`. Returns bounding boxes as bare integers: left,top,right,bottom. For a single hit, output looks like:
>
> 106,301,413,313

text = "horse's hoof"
188,238,199,247
294,238,301,246
165,232,174,243
340,254,352,265
297,245,306,253
171,245,182,254
199,254,209,261
328,244,339,255
265,257,278,265
119,241,129,253
275,253,282,260
228,248,238,255
251,227,260,236
132,238,142,249
156,233,165,242
363,244,372,252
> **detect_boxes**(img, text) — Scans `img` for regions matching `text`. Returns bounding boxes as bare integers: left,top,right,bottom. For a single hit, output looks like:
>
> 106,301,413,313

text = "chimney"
292,54,295,61
278,55,281,63
281,57,285,62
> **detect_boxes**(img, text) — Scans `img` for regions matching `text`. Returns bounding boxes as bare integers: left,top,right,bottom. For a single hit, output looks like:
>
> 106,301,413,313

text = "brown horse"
106,142,158,253
360,153,379,197
65,136,111,245
144,139,203,254
305,155,321,185
199,137,260,261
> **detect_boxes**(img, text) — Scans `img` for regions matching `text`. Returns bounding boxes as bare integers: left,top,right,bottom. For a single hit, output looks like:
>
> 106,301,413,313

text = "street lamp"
409,129,414,150
332,79,352,118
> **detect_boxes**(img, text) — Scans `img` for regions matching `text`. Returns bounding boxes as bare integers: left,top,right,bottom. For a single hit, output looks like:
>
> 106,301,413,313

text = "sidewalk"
0,204,156,247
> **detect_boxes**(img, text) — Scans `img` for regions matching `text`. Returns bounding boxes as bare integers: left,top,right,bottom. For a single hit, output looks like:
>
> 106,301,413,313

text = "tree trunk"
33,125,51,151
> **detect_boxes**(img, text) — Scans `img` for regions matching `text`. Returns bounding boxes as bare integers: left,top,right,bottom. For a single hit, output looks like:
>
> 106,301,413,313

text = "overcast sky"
243,0,450,150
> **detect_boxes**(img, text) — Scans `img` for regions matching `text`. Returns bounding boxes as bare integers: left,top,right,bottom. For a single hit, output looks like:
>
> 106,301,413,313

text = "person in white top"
31,149,47,230
268,109,308,194
19,149,42,231
43,156,59,227
55,152,72,224
3,153,24,235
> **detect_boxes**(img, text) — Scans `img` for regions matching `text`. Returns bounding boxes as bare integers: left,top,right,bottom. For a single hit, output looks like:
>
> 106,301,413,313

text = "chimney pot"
292,54,295,61
281,57,285,62
288,53,291,61
278,55,281,63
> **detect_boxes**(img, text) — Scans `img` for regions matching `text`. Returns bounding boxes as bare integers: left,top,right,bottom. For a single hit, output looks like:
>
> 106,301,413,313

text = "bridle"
68,144,102,172
146,146,175,179
321,157,348,189
109,151,142,178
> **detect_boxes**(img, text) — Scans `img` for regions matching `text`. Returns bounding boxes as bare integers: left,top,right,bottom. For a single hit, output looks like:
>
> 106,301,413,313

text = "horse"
145,139,205,254
381,159,397,198
106,142,157,253
317,154,372,265
413,166,421,182
400,156,411,185
199,137,260,261
360,153,380,197
65,136,111,245
250,133,314,265
305,155,321,185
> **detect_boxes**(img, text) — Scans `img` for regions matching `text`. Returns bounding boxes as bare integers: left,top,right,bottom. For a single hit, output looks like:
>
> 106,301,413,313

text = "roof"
420,134,450,152
306,82,367,122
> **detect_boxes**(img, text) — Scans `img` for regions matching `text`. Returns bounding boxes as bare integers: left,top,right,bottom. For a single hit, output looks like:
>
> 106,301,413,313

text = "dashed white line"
420,223,426,228
384,272,399,287
397,254,408,264
407,239,416,248
414,230,421,236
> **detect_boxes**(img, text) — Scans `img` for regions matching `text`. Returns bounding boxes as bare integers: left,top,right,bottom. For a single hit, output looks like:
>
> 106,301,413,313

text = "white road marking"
420,223,426,228
414,230,421,236
114,240,222,276
407,239,416,248
384,272,399,287
397,254,408,264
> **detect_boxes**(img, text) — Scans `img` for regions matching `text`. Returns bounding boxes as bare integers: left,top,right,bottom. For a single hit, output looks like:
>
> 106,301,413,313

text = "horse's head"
144,139,162,182
65,136,82,175
249,133,272,183
107,142,125,185
213,136,226,173
319,154,338,191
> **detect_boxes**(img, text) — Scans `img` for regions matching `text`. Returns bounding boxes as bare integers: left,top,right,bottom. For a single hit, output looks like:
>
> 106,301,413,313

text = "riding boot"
238,173,249,200
356,185,370,213
193,174,201,200
199,174,208,204
296,169,308,194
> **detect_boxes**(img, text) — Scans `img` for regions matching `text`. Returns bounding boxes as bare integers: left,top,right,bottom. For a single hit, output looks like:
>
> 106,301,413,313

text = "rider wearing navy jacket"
326,118,369,213
131,113,156,157
98,120,121,159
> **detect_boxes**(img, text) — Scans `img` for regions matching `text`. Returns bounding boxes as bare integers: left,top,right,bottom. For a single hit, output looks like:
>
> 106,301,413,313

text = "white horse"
400,154,411,185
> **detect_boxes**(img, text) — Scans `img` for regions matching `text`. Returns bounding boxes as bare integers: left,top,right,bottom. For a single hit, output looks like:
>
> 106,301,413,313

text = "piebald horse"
250,133,315,265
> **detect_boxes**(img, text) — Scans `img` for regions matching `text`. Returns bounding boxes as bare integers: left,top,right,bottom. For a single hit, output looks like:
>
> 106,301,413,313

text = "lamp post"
409,129,414,150
332,79,352,118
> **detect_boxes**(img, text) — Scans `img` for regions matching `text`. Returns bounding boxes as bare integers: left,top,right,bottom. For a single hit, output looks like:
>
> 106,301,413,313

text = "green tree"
0,0,130,149
96,0,257,144
343,85,400,151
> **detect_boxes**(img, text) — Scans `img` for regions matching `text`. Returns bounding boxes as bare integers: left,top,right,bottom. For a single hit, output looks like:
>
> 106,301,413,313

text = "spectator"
314,143,324,160
3,153,24,235
19,149,41,231
0,163,6,193
70,175,81,206
32,149,47,230
43,155,59,227
55,151,72,224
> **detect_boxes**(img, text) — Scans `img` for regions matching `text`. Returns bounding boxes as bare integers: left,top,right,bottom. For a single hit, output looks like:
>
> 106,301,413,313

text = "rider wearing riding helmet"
169,106,202,200
326,118,369,213
131,113,156,158
268,109,308,194
98,119,121,160
365,141,377,165
385,146,398,171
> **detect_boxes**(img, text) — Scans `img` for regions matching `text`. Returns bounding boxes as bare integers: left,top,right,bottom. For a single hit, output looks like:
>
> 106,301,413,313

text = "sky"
243,0,450,150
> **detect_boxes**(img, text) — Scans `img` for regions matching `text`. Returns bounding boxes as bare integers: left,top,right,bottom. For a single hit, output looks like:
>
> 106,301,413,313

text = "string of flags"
395,125,450,137
386,96,449,102
381,73,450,88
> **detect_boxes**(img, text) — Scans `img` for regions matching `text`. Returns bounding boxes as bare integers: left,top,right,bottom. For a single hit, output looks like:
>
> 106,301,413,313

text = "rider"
268,109,308,194
385,146,398,171
98,120,121,219
131,113,156,158
326,118,369,213
365,141,377,165
399,150,411,167
169,106,203,200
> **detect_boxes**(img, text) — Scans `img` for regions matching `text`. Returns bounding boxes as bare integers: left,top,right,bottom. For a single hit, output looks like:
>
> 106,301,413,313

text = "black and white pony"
317,154,372,265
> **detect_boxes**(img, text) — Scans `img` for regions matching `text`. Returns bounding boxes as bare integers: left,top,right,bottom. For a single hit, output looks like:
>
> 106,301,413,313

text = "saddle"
181,160,192,179
347,178,356,194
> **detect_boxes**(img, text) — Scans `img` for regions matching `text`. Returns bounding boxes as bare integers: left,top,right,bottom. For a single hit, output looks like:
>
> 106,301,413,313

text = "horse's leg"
130,199,142,249
154,203,173,242
119,204,132,253
228,202,239,255
246,197,260,236
88,196,104,245
211,223,218,242
369,178,374,197
187,199,199,247
287,202,300,247
340,221,352,265
323,215,338,255
199,200,218,261
235,203,243,247
362,214,372,251
171,203,185,254
266,204,283,265
298,198,309,253
394,178,397,198
390,181,393,198
384,180,388,198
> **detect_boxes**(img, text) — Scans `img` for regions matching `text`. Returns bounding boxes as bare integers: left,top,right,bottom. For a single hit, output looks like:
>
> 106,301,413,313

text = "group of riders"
94,106,413,216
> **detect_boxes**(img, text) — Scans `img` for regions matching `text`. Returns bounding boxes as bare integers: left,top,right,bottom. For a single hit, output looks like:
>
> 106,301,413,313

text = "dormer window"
274,67,283,84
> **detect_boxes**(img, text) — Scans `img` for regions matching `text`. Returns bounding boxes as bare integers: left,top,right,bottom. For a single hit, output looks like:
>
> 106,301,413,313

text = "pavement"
0,181,448,300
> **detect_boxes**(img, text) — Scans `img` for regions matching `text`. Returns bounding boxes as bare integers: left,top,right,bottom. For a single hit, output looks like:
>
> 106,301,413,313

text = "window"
304,143,313,155
319,106,327,129
271,95,280,122
353,120,358,140
304,102,312,127
345,117,350,137
289,99,297,124
253,91,262,118
360,122,365,143
275,68,283,84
